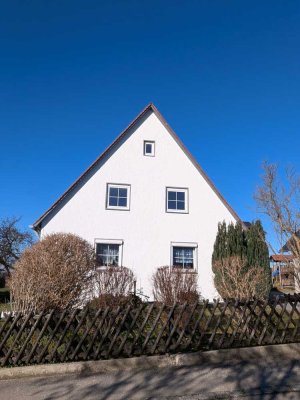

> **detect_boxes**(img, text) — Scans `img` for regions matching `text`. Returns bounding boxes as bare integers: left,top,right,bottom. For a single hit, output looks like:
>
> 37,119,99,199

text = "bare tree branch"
214,256,270,300
153,266,200,305
254,162,300,289
0,217,34,275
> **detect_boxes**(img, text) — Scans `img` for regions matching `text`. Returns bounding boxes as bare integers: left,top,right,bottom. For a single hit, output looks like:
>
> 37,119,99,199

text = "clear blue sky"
1,1,300,249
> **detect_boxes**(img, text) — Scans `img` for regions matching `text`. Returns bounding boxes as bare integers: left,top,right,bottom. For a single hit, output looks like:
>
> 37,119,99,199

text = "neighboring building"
270,254,295,291
32,104,243,300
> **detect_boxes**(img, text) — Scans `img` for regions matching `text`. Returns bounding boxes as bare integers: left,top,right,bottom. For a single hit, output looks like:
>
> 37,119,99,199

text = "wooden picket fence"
1,295,300,367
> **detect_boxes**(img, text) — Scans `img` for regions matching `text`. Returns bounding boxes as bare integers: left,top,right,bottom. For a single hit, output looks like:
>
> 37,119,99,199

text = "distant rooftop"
270,254,294,262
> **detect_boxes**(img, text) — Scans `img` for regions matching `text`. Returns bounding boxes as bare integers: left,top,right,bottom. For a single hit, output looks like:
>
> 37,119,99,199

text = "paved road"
1,359,300,399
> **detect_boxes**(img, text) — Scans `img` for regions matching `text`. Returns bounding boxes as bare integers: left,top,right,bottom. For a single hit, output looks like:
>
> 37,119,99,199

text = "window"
95,239,123,267
171,243,197,269
144,141,155,156
166,188,188,213
106,184,130,210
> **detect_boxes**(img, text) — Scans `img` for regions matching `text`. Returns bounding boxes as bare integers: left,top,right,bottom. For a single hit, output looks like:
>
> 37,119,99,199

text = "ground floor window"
95,239,123,267
171,242,197,270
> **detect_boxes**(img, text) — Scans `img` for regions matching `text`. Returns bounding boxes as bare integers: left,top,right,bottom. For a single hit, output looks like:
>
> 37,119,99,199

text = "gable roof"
270,254,294,262
279,231,300,253
32,103,243,230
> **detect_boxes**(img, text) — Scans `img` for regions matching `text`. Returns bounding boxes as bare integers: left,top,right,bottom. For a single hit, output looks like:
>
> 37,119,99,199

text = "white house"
32,103,243,300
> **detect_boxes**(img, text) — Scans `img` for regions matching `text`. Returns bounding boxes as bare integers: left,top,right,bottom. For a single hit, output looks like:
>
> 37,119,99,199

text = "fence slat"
208,300,229,349
84,307,110,360
48,309,78,363
197,300,219,348
25,310,54,364
60,308,89,362
218,299,239,348
70,309,102,361
1,312,33,366
0,312,21,353
115,304,144,357
184,300,209,350
14,312,45,364
128,302,155,356
151,303,177,355
1,295,300,367
37,309,67,364
141,303,165,353
106,304,132,358
94,306,121,360
163,303,187,352
171,302,198,351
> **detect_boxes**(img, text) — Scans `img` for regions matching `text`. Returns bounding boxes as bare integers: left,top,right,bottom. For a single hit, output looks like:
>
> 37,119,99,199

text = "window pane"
177,192,185,201
109,187,118,197
145,143,152,154
177,201,185,210
118,197,127,207
184,261,193,269
184,248,193,258
173,246,194,269
109,244,119,255
119,188,127,198
168,191,176,200
109,196,118,206
96,244,119,267
107,255,119,266
168,200,177,209
173,247,182,257
97,244,107,256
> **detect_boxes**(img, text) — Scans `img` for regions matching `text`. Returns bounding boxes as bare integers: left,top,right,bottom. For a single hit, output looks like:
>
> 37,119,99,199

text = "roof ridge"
32,103,243,229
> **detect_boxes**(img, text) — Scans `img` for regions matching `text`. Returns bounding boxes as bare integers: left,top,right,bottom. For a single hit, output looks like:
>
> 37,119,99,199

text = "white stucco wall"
39,111,238,300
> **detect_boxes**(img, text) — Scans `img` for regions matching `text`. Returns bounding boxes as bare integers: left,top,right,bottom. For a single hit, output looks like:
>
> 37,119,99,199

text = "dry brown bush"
92,266,136,308
9,233,96,313
213,256,270,300
152,266,200,305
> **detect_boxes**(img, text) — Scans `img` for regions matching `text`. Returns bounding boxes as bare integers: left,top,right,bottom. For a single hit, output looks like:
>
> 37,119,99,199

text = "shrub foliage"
212,221,271,299
92,266,136,308
152,266,200,305
9,233,96,313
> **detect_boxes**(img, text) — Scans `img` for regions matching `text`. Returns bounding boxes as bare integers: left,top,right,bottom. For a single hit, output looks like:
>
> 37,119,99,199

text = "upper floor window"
144,141,155,156
106,184,130,210
166,187,188,213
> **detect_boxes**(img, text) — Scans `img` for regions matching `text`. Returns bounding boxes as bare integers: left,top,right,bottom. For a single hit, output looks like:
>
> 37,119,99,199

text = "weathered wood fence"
1,296,300,367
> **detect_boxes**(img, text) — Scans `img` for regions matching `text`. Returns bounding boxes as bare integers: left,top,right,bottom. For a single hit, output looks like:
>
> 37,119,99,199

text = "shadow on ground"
7,346,300,400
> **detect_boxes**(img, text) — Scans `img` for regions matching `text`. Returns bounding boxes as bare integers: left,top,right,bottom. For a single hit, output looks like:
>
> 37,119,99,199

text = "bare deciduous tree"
0,217,34,275
213,256,270,300
9,233,96,313
92,266,136,308
152,266,200,305
254,162,300,288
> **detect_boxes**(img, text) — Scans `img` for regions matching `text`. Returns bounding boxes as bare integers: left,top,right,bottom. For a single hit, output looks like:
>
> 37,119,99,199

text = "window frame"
171,242,198,271
94,239,124,268
166,187,189,213
143,140,155,157
106,183,131,211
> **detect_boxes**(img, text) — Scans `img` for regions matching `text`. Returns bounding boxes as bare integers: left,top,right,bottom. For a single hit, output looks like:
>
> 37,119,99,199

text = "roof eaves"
32,103,154,229
33,102,243,230
150,104,244,227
